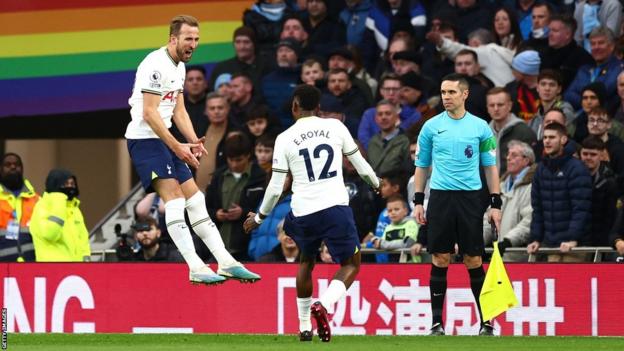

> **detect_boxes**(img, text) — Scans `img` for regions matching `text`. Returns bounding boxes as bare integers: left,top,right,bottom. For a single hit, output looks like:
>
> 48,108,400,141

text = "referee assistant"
412,73,502,336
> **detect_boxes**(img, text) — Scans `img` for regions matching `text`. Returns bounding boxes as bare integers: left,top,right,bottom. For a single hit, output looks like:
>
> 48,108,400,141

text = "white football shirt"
272,116,359,216
125,47,186,139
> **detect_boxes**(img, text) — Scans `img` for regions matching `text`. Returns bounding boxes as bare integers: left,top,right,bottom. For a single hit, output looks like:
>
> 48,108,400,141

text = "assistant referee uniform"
415,109,497,332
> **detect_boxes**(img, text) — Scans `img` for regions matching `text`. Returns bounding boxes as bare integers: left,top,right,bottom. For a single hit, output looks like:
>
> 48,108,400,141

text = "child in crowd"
254,133,275,173
372,194,421,263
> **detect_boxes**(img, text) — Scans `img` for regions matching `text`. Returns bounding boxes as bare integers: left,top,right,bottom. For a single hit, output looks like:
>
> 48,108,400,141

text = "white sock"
297,297,312,332
185,191,236,266
319,280,347,308
164,198,205,271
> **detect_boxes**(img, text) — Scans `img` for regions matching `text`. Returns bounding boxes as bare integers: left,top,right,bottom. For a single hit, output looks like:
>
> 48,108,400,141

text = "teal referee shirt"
415,111,497,190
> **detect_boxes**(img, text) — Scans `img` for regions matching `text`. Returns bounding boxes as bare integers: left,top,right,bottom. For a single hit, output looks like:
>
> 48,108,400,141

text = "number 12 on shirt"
298,143,337,182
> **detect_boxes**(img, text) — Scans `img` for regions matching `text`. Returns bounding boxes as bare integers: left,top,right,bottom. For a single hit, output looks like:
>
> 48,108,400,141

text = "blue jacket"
248,194,292,261
530,144,593,246
564,55,623,110
358,105,421,150
261,66,300,129
339,0,372,48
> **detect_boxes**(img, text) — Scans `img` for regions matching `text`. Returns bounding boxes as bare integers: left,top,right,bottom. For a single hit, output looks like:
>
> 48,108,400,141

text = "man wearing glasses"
586,107,624,175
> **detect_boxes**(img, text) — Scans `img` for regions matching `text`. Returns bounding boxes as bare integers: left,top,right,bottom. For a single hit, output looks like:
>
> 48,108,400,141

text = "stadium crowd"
2,0,624,263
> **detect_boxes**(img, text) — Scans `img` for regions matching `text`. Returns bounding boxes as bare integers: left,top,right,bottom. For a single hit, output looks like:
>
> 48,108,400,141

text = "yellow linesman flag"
479,238,519,321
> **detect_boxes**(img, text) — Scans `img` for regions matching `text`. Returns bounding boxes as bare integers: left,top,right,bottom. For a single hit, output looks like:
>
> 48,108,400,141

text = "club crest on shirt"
464,145,474,158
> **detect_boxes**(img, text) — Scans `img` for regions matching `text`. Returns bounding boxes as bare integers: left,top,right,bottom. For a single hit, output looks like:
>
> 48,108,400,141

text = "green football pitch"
7,334,624,351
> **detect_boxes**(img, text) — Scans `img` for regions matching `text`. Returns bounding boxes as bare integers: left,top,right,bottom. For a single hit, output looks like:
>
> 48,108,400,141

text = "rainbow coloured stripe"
0,0,251,117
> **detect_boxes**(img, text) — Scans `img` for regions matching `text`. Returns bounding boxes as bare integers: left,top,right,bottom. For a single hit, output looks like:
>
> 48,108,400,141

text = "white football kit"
259,116,379,217
125,47,185,139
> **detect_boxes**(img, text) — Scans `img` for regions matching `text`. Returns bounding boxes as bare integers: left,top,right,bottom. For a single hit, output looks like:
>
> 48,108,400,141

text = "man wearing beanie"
209,26,271,93
505,50,541,123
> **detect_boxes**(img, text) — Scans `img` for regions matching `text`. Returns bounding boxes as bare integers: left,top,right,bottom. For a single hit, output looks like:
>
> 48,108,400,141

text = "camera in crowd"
114,223,140,261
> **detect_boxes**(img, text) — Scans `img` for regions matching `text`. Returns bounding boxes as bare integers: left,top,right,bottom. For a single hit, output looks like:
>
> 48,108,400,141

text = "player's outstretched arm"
346,150,380,190
143,93,200,168
243,170,288,234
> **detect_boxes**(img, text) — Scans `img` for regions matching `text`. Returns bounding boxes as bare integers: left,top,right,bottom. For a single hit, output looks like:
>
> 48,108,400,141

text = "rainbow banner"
0,0,252,117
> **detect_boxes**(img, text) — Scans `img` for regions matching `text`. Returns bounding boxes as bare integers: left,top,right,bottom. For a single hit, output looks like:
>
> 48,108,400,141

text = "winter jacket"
574,0,622,47
205,162,266,256
248,193,291,261
484,165,535,261
30,193,90,262
539,41,595,90
358,105,421,150
339,0,372,48
367,130,412,176
0,180,39,261
584,164,618,246
530,145,593,246
489,114,537,173
564,55,623,110
261,66,300,128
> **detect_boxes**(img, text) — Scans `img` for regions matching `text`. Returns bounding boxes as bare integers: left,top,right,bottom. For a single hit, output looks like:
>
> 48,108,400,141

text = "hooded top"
45,169,79,197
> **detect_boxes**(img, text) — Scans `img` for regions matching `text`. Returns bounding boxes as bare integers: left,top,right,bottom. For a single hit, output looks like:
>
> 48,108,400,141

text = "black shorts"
426,189,484,256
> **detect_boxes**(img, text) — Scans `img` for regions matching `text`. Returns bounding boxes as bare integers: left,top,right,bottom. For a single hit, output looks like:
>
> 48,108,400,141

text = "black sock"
430,264,448,326
468,266,486,325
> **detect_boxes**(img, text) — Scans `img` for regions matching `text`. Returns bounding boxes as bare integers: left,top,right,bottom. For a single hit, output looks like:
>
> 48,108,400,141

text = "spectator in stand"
262,38,301,129
524,3,554,54
613,71,624,124
371,194,420,263
30,169,90,262
420,23,457,87
249,174,292,261
229,73,261,129
585,107,624,175
132,216,183,262
171,66,209,143
486,88,537,173
574,0,622,52
492,7,523,53
244,104,281,144
205,133,266,261
258,220,300,262
452,49,490,119
436,0,493,43
243,0,293,59
540,14,594,90
254,133,275,173
327,46,375,104
367,100,413,175
320,68,369,135
0,153,38,262
426,27,515,87
194,93,241,190
400,71,437,122
391,50,437,97
358,73,421,149
564,26,623,111
504,0,540,40
528,69,576,139
580,136,619,247
362,0,427,72
208,26,271,93
506,49,540,123
483,141,535,262
527,123,593,262
302,0,346,59
571,82,607,143
362,171,407,263
339,0,373,49
300,58,325,86
531,108,579,162
214,73,232,101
